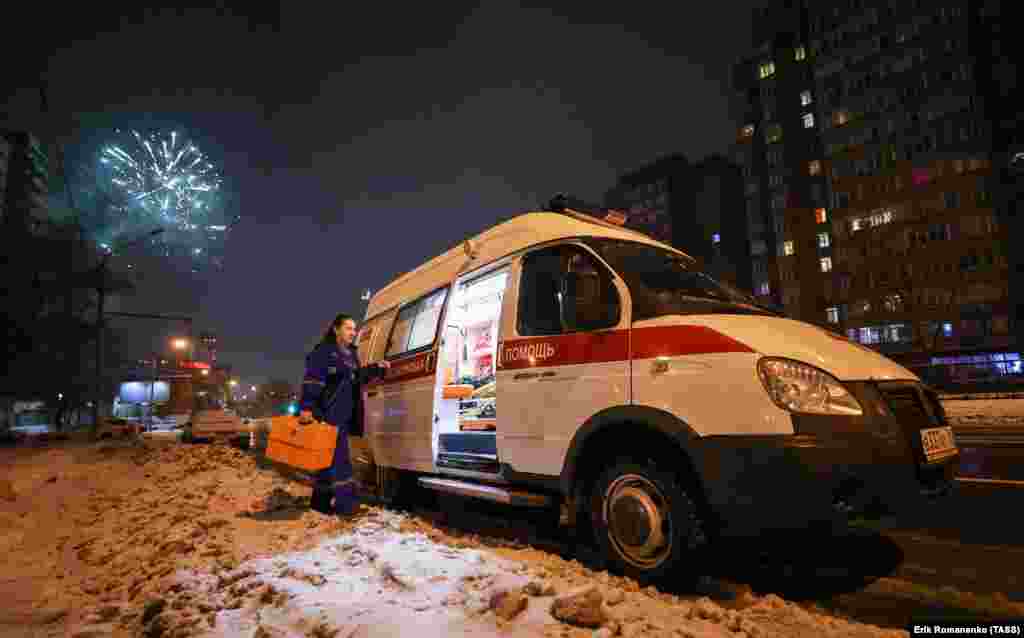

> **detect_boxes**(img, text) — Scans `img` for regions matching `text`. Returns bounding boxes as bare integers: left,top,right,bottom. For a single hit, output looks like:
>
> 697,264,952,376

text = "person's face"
335,319,357,345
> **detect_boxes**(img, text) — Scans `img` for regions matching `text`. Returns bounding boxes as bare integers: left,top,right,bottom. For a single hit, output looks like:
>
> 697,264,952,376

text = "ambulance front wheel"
590,459,707,586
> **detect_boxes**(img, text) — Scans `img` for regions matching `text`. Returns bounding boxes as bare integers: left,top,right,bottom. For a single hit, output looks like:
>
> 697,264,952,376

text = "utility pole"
90,228,164,430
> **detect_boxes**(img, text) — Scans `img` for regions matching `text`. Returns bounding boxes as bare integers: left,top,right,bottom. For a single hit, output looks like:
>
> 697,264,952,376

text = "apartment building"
733,0,1018,381
604,154,752,291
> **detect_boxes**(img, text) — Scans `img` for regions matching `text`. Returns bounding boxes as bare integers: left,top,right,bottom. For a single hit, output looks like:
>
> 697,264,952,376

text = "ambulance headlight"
757,357,863,416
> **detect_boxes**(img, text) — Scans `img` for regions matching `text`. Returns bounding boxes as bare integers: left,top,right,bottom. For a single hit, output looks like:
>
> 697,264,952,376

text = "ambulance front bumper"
690,381,959,536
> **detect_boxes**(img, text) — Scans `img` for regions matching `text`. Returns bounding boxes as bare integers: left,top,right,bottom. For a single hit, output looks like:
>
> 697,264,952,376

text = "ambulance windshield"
583,239,780,321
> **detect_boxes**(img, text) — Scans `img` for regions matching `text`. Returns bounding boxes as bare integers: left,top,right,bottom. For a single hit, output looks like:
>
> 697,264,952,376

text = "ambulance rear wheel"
590,459,706,586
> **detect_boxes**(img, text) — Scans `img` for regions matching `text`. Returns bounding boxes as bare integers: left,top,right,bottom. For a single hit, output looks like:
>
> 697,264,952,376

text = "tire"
589,459,707,586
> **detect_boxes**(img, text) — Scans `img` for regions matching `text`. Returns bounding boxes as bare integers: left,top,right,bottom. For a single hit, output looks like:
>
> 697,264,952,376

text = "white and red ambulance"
349,207,958,584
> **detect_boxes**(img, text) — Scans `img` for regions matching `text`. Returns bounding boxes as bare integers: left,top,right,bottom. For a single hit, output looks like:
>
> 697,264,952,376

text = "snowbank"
0,438,939,638
942,398,1024,428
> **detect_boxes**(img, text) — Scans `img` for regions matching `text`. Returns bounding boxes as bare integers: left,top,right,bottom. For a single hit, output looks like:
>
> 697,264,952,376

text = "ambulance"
349,205,958,584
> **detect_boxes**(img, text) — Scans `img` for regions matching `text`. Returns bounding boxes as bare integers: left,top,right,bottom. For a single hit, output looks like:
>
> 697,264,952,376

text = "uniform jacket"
300,341,385,436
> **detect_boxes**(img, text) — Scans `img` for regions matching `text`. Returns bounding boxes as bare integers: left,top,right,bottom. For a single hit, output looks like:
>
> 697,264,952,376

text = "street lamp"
172,338,189,351
201,369,209,376
251,385,257,392
229,379,238,387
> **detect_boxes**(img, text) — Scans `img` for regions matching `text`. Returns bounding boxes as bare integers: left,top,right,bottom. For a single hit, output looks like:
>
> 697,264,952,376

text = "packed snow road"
2,435,1023,638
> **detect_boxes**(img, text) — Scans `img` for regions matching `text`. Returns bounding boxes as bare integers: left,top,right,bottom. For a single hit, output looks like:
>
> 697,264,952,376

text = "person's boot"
334,480,360,517
310,484,333,515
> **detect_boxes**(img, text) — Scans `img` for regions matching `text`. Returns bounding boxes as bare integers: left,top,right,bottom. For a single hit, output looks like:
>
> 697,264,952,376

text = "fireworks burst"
100,129,223,230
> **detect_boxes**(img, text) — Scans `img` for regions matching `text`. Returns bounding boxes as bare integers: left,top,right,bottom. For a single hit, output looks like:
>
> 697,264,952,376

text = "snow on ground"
941,398,1024,428
0,438,918,638
107,508,912,638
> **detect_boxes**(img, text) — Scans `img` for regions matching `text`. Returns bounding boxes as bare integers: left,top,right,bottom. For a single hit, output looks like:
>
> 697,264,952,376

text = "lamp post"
147,337,189,432
361,289,373,319
91,228,164,431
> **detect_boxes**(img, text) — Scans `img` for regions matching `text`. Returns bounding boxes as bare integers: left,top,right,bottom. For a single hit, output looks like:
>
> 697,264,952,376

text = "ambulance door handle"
513,372,539,381
541,371,557,378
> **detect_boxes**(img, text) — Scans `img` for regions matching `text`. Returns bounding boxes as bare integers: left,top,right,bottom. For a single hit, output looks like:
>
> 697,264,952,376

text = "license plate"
920,426,957,462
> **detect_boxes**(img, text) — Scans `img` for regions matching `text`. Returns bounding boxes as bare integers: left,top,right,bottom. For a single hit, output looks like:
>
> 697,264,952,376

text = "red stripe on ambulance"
497,325,752,371
369,325,753,383
500,331,629,370
370,350,436,386
630,325,754,360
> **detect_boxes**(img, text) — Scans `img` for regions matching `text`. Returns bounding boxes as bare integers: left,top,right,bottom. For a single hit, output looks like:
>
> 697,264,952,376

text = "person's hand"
378,360,391,370
298,410,314,424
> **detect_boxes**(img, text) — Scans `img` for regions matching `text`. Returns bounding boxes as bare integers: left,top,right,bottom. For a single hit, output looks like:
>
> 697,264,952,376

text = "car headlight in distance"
757,357,863,416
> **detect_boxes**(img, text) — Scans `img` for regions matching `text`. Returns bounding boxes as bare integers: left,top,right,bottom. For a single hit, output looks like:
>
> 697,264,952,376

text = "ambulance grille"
877,384,928,422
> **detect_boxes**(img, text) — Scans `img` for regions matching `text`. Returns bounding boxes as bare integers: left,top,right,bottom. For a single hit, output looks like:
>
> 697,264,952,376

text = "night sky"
6,2,751,386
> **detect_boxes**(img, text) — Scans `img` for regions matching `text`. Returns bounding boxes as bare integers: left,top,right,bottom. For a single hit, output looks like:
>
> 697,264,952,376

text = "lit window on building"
818,232,831,248
800,90,813,106
808,160,822,176
815,207,828,224
859,326,882,344
741,124,755,138
802,113,816,129
820,257,833,272
826,306,839,323
833,110,850,127
711,233,721,244
758,61,776,79
757,282,771,296
883,294,904,313
864,209,893,227
912,167,932,186
765,124,783,144
942,322,954,337
783,240,795,256
795,45,806,61
882,324,912,343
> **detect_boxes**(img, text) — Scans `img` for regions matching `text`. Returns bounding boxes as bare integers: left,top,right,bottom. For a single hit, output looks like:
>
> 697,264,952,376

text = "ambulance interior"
434,268,507,472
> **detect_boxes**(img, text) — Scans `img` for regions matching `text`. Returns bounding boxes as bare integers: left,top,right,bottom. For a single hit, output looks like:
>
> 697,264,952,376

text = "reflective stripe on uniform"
302,379,326,386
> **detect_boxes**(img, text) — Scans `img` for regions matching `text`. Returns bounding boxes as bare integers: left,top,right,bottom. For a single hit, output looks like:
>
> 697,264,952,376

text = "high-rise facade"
604,154,752,291
1,130,48,230
733,0,1018,380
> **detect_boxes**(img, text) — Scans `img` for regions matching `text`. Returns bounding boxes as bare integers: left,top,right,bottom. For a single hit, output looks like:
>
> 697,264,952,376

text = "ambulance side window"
518,245,619,336
385,287,449,357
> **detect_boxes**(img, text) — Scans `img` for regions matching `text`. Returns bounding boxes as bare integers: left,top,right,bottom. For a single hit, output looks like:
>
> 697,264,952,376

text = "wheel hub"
604,475,672,569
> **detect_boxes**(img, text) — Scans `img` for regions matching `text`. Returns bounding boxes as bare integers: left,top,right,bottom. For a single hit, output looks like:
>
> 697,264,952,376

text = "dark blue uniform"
300,341,384,514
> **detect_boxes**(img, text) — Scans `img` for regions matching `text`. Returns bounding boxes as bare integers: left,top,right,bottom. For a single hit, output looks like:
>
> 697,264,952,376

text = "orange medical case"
265,415,337,472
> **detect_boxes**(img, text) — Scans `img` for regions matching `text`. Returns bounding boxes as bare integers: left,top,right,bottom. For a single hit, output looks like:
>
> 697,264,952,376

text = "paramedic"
299,313,389,516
